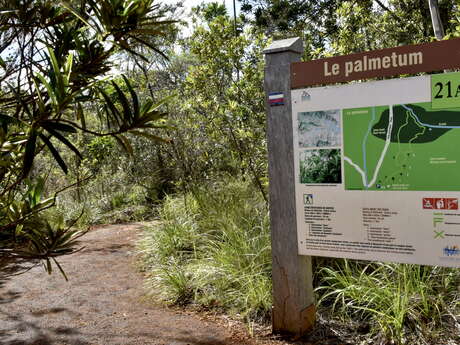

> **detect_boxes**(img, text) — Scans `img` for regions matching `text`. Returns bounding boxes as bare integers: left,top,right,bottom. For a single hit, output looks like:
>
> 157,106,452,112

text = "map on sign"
343,102,460,191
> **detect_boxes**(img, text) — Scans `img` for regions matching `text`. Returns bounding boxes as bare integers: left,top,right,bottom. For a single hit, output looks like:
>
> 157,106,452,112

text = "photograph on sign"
299,149,341,184
292,71,460,268
298,110,341,147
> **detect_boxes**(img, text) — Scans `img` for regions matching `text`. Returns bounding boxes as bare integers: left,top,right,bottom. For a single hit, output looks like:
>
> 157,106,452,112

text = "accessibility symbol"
303,194,313,205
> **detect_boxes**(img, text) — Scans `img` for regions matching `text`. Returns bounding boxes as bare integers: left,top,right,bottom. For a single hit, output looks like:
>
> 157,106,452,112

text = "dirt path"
0,223,271,345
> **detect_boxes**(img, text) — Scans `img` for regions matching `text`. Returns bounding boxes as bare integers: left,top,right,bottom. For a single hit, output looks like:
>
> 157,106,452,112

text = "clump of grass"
316,259,460,344
137,177,272,321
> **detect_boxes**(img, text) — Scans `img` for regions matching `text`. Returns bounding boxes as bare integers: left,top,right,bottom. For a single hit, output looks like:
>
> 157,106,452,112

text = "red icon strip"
423,198,458,210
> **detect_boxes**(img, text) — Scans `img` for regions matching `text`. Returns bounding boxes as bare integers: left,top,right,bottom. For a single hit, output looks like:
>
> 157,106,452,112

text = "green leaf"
60,1,92,28
122,75,139,119
123,0,138,16
22,129,38,177
41,121,77,133
142,94,175,115
76,103,86,129
114,134,133,156
8,83,34,120
36,72,58,109
47,47,65,97
0,10,18,15
0,113,19,131
52,257,69,281
129,130,170,143
139,111,167,124
31,197,54,212
32,77,46,115
111,80,132,122
46,258,52,275
140,99,154,115
39,133,68,174
0,113,18,124
44,127,82,159
131,36,168,60
30,177,45,206
99,88,121,125
15,224,23,237
117,39,149,62
65,52,74,82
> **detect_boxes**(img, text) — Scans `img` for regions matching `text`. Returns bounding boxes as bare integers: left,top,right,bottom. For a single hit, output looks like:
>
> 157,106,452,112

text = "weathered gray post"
264,38,316,335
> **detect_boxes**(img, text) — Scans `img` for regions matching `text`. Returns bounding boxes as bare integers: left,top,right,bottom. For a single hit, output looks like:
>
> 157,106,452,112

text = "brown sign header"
291,38,460,89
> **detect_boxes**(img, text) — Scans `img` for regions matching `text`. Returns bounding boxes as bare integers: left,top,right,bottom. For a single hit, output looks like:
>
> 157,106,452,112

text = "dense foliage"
0,0,175,276
300,149,341,184
2,1,460,344
240,0,458,59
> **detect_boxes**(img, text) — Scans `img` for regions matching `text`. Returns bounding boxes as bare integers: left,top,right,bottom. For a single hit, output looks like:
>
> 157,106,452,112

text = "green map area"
343,102,460,191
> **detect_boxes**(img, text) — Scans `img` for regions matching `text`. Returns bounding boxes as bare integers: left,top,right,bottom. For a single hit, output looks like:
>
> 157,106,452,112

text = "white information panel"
292,74,460,267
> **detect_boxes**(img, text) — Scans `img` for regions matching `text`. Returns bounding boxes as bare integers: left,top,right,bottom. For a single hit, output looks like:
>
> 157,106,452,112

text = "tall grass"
137,178,272,321
316,259,460,344
138,177,460,342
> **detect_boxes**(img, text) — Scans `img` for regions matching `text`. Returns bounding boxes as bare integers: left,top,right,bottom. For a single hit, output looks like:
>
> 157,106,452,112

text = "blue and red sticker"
268,92,284,106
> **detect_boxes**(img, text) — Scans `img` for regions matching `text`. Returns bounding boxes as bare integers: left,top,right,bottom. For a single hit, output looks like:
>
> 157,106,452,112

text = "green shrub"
137,177,272,322
110,191,128,209
316,259,460,344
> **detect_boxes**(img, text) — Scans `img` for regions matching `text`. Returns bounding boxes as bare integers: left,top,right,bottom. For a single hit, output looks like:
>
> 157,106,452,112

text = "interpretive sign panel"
292,71,460,268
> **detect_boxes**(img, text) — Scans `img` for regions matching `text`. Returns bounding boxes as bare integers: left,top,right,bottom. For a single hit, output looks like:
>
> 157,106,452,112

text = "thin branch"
374,0,402,23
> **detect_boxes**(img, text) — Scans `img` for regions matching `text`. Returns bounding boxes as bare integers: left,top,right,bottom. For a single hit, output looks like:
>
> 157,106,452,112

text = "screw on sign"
423,198,458,210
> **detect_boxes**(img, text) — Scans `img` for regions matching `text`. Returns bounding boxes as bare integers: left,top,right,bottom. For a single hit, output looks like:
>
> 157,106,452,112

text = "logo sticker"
301,91,311,102
443,245,460,256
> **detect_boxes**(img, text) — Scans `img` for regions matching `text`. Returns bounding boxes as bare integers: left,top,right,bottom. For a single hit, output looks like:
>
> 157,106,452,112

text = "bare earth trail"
0,223,266,345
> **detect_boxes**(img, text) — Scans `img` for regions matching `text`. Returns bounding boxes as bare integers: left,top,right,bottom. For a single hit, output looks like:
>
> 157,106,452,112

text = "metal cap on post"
264,38,316,336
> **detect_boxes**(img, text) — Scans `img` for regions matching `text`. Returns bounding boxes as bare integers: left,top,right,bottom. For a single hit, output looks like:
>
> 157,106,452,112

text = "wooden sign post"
264,38,315,336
